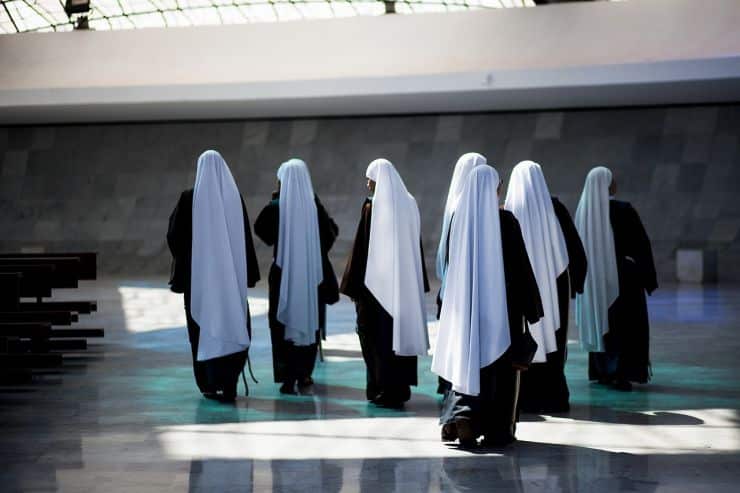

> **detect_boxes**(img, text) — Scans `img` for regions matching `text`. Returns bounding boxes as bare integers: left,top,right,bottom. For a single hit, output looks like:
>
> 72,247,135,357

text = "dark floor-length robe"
440,210,543,442
167,189,261,397
340,198,430,403
518,197,587,413
253,192,340,384
589,199,657,384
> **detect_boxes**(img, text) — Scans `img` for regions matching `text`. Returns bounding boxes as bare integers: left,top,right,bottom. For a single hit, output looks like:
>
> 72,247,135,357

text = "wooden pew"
0,272,21,310
0,257,81,292
0,252,101,379
0,252,96,280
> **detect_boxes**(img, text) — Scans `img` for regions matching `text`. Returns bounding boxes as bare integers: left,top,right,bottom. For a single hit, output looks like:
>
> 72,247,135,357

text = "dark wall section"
1,104,739,282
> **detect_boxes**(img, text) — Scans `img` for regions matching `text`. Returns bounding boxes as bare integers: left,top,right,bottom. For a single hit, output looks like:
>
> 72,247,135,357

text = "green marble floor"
1,279,739,492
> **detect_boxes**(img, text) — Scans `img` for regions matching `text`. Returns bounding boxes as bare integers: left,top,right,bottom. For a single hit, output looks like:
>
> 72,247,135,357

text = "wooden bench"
0,252,102,380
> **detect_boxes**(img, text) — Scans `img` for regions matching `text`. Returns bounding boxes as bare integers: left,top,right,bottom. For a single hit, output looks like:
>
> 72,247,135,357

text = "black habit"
167,189,261,398
253,192,340,386
340,198,430,404
589,199,658,384
440,210,543,444
518,197,588,413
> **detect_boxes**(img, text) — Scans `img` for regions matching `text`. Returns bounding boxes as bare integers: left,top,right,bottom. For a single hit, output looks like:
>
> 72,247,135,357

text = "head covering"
431,166,510,396
574,166,619,352
436,152,487,295
275,158,323,346
365,158,429,356
190,150,250,361
504,160,568,362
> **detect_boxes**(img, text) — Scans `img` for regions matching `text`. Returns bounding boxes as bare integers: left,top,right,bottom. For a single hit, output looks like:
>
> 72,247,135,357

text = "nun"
575,166,657,391
432,165,543,448
167,150,261,402
435,152,487,395
254,159,339,395
504,161,587,413
340,159,430,408
436,152,488,316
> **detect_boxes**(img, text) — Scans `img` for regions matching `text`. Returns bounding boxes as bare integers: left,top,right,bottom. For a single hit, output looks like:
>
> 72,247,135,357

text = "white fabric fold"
436,152,487,300
364,158,429,357
275,158,323,346
431,166,511,397
575,166,619,352
190,150,250,361
504,160,568,363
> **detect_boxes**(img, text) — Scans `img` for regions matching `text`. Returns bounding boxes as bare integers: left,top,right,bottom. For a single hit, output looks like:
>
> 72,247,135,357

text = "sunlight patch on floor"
118,286,269,333
154,408,740,461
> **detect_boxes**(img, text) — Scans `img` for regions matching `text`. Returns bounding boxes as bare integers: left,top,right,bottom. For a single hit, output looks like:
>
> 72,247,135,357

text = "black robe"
253,192,340,384
589,199,658,384
340,198,430,403
440,210,543,442
519,197,587,413
167,189,261,397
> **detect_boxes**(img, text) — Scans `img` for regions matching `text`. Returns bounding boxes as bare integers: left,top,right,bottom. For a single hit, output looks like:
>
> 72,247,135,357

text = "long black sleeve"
340,200,372,300
552,197,587,298
625,204,658,295
242,198,261,288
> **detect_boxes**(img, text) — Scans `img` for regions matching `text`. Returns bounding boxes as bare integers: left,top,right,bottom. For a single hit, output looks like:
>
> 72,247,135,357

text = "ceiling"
0,0,542,34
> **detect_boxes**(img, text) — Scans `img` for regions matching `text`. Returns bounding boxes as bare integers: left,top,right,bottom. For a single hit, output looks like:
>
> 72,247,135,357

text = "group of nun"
166,149,657,448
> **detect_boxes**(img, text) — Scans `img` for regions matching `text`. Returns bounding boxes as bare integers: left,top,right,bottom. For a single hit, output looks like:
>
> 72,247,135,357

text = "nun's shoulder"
180,188,194,204
550,196,571,215
610,199,634,213
499,209,519,226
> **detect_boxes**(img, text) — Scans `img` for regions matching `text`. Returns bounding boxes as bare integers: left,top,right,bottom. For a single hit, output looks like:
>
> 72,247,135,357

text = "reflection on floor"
1,279,739,492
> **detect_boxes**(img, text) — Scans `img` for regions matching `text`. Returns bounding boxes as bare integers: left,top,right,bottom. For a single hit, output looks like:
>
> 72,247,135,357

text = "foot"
454,418,477,449
280,381,297,395
203,391,235,403
518,402,542,414
613,379,633,392
372,392,404,409
298,377,314,387
481,433,516,448
542,401,570,414
441,423,458,442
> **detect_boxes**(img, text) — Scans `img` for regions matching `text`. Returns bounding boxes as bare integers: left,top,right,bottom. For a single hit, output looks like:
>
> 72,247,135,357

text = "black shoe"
613,379,633,392
203,391,235,403
454,418,477,449
481,433,516,448
542,401,570,414
280,381,297,395
441,423,458,442
372,392,404,409
298,377,314,387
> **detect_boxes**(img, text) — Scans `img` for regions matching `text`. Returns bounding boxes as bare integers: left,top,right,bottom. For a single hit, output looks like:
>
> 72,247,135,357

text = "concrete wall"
2,103,739,282
2,0,740,123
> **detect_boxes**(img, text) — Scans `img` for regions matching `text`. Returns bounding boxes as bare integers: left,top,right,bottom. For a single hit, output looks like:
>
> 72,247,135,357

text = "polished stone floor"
1,279,739,492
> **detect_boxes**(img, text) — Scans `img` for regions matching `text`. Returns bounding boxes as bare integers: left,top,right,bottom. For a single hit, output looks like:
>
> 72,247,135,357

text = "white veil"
431,165,510,396
365,158,429,357
190,150,250,361
575,166,619,352
276,158,323,346
504,160,568,362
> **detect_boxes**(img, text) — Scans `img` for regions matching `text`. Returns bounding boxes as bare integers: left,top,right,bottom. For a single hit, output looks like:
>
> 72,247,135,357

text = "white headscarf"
431,166,510,397
436,152,487,298
575,166,619,352
190,150,250,361
504,160,568,362
275,158,323,346
365,158,429,357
